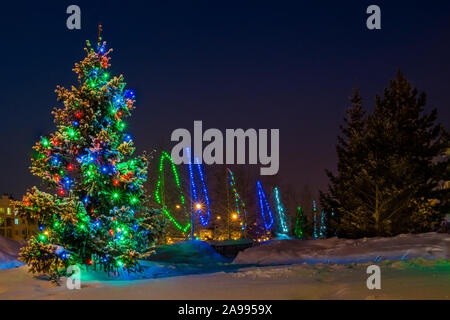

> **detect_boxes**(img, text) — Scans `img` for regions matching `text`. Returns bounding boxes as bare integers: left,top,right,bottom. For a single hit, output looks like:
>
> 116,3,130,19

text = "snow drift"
0,236,24,269
233,232,450,265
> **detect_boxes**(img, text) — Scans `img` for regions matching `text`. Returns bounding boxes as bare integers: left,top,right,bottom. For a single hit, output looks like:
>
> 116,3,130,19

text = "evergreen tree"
299,184,314,237
294,206,307,238
319,210,327,238
322,71,450,237
14,29,165,280
321,89,369,237
272,187,289,235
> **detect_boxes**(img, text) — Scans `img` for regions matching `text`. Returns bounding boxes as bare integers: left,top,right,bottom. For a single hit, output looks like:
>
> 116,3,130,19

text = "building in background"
0,194,38,241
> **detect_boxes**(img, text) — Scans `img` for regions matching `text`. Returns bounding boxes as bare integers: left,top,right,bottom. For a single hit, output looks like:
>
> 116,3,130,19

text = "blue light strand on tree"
195,159,211,226
186,148,211,226
313,200,318,239
319,210,327,238
273,187,289,234
256,181,274,230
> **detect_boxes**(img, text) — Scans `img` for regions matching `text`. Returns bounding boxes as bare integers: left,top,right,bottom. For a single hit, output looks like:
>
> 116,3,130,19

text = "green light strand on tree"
294,206,306,239
154,151,191,233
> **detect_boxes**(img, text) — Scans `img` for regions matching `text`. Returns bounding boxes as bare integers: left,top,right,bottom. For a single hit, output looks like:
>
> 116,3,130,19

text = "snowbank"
76,241,231,282
0,236,25,269
233,232,450,265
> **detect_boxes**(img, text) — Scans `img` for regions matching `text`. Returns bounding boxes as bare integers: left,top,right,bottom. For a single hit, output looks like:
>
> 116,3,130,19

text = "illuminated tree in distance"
294,206,306,238
273,187,289,235
187,148,211,228
256,181,274,232
319,210,327,238
154,151,190,233
226,168,248,231
313,200,318,239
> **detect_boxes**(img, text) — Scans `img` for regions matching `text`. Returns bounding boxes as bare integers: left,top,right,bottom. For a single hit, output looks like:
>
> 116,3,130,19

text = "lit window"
0,208,4,213
15,219,19,225
7,208,11,215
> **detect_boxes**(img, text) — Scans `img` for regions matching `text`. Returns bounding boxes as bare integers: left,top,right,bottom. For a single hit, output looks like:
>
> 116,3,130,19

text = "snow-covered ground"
0,234,449,299
0,235,24,270
0,258,448,299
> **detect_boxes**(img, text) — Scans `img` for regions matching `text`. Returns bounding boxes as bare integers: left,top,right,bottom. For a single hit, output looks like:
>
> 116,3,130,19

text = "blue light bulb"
125,90,135,99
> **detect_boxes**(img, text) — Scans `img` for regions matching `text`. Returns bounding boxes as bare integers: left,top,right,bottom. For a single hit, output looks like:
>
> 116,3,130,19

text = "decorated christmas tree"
14,27,164,280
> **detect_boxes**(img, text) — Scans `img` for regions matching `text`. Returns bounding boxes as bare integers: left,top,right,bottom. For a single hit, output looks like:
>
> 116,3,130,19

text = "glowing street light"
232,213,238,220
195,203,202,210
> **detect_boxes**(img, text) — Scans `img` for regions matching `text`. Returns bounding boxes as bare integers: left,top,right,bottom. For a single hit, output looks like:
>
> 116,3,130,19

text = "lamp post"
193,203,202,240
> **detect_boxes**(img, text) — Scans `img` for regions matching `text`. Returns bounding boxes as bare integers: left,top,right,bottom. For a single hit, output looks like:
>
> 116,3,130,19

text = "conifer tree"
322,72,450,237
14,28,165,280
294,206,307,238
321,89,370,237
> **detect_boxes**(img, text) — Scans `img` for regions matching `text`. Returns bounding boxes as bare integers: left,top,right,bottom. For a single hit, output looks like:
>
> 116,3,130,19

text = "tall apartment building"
0,194,38,241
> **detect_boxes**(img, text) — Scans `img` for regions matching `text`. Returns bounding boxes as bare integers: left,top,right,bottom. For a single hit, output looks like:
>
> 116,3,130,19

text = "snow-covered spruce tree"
14,30,165,280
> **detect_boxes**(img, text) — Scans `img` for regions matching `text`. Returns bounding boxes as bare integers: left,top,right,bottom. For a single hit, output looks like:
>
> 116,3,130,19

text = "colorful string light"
226,168,247,230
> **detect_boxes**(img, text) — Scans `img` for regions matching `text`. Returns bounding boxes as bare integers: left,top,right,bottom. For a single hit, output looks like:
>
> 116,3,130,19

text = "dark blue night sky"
1,0,449,198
